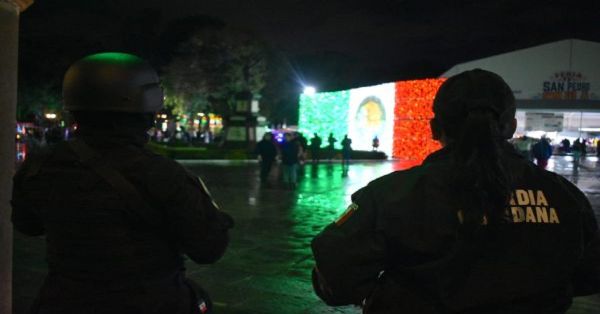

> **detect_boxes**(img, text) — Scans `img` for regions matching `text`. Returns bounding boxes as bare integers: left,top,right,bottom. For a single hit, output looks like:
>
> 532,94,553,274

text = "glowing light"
297,78,445,162
580,127,600,132
303,86,316,95
348,83,396,158
393,79,445,160
45,113,57,119
298,90,350,148
84,52,144,65
275,133,285,143
160,114,167,119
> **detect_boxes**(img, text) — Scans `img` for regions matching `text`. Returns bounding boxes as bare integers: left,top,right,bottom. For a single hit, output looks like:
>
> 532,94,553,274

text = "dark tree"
161,26,267,117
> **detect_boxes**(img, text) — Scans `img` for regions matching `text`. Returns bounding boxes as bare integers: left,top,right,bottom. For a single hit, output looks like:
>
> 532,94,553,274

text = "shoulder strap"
68,138,159,227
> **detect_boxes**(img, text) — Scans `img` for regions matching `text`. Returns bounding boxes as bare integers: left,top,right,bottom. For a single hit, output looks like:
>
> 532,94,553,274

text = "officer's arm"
558,176,600,296
572,191,600,296
311,187,386,306
167,173,234,264
574,232,600,296
11,159,45,236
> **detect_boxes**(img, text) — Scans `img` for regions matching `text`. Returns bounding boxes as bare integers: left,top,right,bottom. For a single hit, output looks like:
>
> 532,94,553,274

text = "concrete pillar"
0,1,33,313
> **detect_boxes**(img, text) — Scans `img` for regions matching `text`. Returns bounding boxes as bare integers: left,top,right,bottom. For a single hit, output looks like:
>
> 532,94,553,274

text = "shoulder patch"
335,203,359,226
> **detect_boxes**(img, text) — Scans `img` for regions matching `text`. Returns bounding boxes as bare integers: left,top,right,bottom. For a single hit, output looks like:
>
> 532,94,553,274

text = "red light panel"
393,79,445,161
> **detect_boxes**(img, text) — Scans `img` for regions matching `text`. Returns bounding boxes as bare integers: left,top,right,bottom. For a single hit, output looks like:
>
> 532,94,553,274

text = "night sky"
17,0,600,120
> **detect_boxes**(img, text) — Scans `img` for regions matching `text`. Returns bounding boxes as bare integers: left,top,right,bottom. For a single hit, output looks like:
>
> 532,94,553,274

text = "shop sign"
542,71,591,100
525,112,563,132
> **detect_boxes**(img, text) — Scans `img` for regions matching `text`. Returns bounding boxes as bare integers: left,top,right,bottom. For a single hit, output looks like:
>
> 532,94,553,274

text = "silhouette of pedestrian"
280,133,302,189
561,138,571,154
372,135,379,151
341,134,352,169
310,133,323,163
532,136,553,169
255,132,278,184
327,133,337,160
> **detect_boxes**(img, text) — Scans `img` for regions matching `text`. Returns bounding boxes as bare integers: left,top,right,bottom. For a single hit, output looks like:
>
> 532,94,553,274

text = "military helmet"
63,52,163,113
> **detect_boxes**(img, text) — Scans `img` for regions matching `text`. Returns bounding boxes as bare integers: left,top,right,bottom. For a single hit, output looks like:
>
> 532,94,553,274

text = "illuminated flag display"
298,78,445,161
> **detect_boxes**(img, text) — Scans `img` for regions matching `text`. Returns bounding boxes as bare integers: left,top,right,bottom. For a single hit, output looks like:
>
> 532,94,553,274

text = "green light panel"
298,90,350,148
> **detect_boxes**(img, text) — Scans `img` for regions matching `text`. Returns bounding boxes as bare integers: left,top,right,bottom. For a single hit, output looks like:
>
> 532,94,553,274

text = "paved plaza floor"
12,156,600,313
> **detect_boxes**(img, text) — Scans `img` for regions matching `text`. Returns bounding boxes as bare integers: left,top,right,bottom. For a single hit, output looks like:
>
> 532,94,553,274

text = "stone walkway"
12,157,600,313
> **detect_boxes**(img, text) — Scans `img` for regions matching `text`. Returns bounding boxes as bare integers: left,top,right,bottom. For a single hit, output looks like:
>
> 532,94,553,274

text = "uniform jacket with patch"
312,145,600,314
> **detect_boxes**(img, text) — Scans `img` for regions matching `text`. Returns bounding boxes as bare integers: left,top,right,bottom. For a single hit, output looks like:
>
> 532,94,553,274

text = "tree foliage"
162,26,267,117
16,82,62,121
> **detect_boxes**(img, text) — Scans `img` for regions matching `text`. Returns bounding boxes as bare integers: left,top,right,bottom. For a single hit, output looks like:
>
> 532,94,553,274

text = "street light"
303,86,316,96
45,113,57,119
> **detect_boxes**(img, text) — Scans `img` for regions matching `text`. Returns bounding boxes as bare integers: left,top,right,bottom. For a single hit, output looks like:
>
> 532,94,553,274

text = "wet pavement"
12,157,600,313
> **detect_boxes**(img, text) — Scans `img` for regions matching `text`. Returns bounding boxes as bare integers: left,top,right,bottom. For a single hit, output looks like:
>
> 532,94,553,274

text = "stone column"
0,1,33,313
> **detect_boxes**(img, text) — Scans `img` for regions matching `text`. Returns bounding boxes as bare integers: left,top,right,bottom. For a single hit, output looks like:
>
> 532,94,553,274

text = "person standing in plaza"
341,134,352,168
561,138,571,154
311,69,600,313
280,132,302,189
310,133,323,163
327,133,337,160
11,53,234,314
296,132,309,175
25,128,45,155
532,136,553,169
513,135,533,161
297,132,309,157
255,132,278,183
372,136,379,151
572,138,582,170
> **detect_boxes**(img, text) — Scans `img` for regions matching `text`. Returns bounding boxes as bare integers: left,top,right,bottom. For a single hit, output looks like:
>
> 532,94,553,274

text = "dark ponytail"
433,69,516,231
452,108,512,229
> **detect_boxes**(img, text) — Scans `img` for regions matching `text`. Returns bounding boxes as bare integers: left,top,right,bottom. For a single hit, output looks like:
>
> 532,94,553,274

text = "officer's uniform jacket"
12,131,234,313
312,145,600,313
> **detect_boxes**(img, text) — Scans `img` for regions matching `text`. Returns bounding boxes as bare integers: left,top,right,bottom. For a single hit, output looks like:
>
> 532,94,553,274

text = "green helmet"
63,52,163,113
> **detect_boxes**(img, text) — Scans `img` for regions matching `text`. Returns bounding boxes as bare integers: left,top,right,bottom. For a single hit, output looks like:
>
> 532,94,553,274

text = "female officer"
311,69,600,313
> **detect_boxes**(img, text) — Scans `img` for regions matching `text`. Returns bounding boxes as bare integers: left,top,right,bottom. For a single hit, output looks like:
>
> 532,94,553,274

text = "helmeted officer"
12,52,234,314
311,69,600,313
